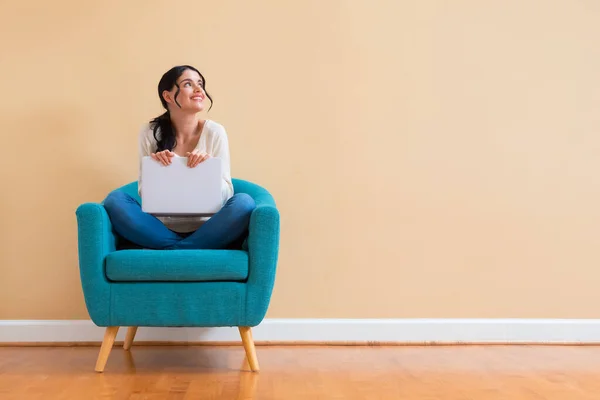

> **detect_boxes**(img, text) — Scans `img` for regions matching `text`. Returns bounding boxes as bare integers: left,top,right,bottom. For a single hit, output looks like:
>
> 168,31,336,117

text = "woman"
104,65,256,250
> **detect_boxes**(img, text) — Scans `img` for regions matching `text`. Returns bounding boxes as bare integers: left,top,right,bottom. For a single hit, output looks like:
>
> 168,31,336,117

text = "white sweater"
137,119,234,233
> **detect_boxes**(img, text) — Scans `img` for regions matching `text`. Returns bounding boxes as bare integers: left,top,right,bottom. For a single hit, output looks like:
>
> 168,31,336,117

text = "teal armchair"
75,179,280,372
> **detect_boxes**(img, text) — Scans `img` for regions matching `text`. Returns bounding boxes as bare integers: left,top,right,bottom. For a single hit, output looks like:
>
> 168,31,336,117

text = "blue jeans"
103,191,256,250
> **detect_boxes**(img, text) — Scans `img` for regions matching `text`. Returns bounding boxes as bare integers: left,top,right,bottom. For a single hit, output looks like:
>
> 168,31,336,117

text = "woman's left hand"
186,150,211,167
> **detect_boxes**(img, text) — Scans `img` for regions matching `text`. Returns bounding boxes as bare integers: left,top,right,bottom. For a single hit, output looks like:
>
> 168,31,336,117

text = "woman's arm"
138,125,154,198
211,127,234,203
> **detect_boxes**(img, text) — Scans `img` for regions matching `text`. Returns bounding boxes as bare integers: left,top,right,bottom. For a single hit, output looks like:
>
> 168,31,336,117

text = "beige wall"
2,1,600,319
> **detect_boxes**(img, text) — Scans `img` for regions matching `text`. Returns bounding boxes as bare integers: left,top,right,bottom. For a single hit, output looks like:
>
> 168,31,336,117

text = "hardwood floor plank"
0,345,600,399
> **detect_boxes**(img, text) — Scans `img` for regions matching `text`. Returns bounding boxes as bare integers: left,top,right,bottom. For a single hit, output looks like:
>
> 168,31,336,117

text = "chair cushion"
105,250,248,282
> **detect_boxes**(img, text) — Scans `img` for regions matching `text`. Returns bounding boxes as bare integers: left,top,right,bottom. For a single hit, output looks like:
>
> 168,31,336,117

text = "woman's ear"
162,90,173,105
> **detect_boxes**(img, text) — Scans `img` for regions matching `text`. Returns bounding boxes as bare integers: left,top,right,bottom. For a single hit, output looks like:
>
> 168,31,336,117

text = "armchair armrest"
75,202,117,326
233,180,280,326
245,204,280,326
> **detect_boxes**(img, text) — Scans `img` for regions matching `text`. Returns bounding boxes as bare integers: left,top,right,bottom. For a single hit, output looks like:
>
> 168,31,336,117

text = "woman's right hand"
151,150,175,166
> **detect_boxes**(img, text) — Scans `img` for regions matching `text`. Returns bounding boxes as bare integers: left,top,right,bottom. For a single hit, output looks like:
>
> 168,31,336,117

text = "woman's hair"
149,65,213,152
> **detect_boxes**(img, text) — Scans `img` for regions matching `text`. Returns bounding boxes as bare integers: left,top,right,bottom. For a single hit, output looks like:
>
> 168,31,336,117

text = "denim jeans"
103,191,256,250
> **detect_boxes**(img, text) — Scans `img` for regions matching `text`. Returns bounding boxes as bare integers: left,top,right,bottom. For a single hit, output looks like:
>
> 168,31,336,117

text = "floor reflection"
116,347,260,399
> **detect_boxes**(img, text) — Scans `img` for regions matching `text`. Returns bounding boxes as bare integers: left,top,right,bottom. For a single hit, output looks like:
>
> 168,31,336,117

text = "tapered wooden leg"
95,326,119,372
124,327,138,351
238,327,259,372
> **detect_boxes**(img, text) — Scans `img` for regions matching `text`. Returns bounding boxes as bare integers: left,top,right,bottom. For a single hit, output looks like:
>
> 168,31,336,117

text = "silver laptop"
140,156,223,216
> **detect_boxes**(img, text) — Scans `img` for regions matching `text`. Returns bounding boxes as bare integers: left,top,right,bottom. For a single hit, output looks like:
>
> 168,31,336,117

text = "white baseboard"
2,319,600,344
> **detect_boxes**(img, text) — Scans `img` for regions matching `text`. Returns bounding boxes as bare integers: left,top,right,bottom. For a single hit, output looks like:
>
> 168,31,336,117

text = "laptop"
140,156,223,216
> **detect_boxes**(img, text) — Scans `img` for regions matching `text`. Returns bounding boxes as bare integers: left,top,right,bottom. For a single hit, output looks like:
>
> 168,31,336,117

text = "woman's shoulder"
137,119,226,143
138,122,158,142
203,119,228,141
204,119,227,134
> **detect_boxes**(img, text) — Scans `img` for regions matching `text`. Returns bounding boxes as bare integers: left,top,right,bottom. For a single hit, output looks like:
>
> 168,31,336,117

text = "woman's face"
163,69,206,113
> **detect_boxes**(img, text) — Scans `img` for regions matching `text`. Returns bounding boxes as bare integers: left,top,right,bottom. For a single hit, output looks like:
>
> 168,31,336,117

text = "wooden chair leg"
124,327,138,351
95,326,119,372
238,326,259,372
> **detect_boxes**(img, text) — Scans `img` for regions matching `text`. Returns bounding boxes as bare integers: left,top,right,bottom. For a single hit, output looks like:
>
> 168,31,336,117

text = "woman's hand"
186,149,211,167
151,150,175,166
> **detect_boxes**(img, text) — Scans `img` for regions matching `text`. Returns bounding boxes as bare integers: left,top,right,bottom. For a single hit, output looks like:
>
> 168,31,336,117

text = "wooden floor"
1,345,600,399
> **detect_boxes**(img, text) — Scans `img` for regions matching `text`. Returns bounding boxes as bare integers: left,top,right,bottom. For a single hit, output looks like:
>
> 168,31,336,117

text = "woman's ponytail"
149,111,175,152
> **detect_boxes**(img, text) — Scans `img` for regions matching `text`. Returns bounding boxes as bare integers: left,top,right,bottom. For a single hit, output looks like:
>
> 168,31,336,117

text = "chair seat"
105,249,249,282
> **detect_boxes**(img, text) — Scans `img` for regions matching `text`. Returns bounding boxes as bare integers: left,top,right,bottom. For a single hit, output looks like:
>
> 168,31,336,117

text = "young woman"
103,65,255,250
